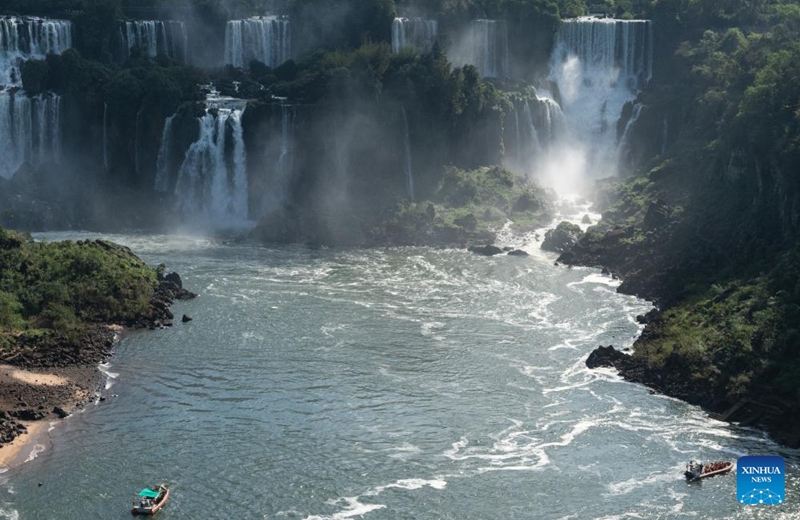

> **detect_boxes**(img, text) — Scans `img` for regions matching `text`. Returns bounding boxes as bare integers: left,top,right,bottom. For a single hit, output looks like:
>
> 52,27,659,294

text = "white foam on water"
98,362,119,390
0,507,19,520
373,478,447,493
386,442,420,459
568,273,621,288
302,476,447,520
24,443,45,463
420,321,446,341
605,469,679,496
303,497,385,520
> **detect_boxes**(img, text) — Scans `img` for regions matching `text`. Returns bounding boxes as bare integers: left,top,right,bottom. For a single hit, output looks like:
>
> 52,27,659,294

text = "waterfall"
547,17,653,177
523,100,542,155
0,90,61,179
391,18,438,54
173,105,249,226
118,21,188,62
470,20,509,78
504,96,565,174
401,106,414,199
0,16,73,87
618,102,643,152
154,114,175,192
276,104,295,202
225,16,291,68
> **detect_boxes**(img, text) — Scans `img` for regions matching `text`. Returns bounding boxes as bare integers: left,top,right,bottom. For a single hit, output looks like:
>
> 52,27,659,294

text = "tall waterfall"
0,16,73,87
547,17,653,179
504,95,567,174
225,16,291,68
154,114,175,193
401,106,414,199
0,90,61,179
470,20,509,78
173,100,249,226
117,21,188,63
391,18,438,54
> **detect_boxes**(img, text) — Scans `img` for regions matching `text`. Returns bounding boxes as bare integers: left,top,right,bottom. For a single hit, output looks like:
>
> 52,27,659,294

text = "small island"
0,227,195,463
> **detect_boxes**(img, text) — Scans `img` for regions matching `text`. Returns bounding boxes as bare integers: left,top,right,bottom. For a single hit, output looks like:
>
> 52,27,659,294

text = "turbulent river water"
1,228,798,519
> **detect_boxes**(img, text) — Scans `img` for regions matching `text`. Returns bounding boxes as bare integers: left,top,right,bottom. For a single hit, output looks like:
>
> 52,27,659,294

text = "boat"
131,484,169,515
684,460,734,482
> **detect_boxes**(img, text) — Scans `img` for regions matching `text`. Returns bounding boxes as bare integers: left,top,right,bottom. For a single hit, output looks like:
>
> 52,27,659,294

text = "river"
1,231,797,519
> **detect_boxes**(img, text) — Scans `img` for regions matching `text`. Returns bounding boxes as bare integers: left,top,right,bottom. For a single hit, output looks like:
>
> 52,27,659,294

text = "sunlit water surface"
1,231,797,519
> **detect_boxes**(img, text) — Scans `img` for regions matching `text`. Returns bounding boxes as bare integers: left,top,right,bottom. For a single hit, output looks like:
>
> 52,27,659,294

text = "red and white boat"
684,461,734,482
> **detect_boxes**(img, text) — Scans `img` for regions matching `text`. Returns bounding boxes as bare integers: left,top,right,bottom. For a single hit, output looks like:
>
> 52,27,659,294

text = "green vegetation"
565,0,800,426
384,166,551,245
0,227,158,347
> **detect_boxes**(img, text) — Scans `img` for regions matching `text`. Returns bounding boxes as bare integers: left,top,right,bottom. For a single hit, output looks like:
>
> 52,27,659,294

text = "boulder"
581,214,592,224
585,345,633,370
53,406,69,419
165,272,183,288
182,314,193,323
541,221,584,253
468,245,503,256
507,249,530,257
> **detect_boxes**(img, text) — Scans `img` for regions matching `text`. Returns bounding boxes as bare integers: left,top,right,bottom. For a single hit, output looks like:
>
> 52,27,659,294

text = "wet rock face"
541,221,584,253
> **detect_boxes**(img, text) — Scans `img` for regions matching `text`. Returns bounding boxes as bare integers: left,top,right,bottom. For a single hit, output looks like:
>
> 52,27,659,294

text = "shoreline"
0,421,51,470
0,272,196,472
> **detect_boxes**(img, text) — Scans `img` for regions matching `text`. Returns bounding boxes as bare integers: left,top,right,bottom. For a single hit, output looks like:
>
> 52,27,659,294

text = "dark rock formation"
507,249,530,256
468,244,503,256
542,221,584,253
165,271,183,288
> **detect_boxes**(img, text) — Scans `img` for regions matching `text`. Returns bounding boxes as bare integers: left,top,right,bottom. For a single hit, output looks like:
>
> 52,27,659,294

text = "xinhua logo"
737,456,785,505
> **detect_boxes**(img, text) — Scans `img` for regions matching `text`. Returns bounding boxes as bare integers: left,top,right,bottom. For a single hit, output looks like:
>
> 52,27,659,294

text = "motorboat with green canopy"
131,484,169,515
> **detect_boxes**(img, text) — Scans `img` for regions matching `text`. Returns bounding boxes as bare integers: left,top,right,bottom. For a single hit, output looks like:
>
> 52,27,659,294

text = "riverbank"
559,180,800,448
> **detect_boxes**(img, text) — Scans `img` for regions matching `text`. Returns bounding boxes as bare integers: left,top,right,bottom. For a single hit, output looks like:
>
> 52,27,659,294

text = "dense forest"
1,0,800,442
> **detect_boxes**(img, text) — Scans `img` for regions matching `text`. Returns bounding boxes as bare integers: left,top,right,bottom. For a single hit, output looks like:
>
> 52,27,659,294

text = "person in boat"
686,460,704,478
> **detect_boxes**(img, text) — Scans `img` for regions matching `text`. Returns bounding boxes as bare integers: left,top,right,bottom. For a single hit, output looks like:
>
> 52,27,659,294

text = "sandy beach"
0,421,50,469
0,363,102,471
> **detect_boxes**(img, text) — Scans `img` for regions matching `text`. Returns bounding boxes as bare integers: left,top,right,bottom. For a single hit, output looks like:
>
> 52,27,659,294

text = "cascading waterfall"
0,90,61,179
225,16,291,68
504,95,567,174
172,98,249,226
117,21,188,63
401,106,414,199
154,114,175,193
391,18,438,54
470,20,509,78
0,16,72,87
547,17,653,179
617,102,644,157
